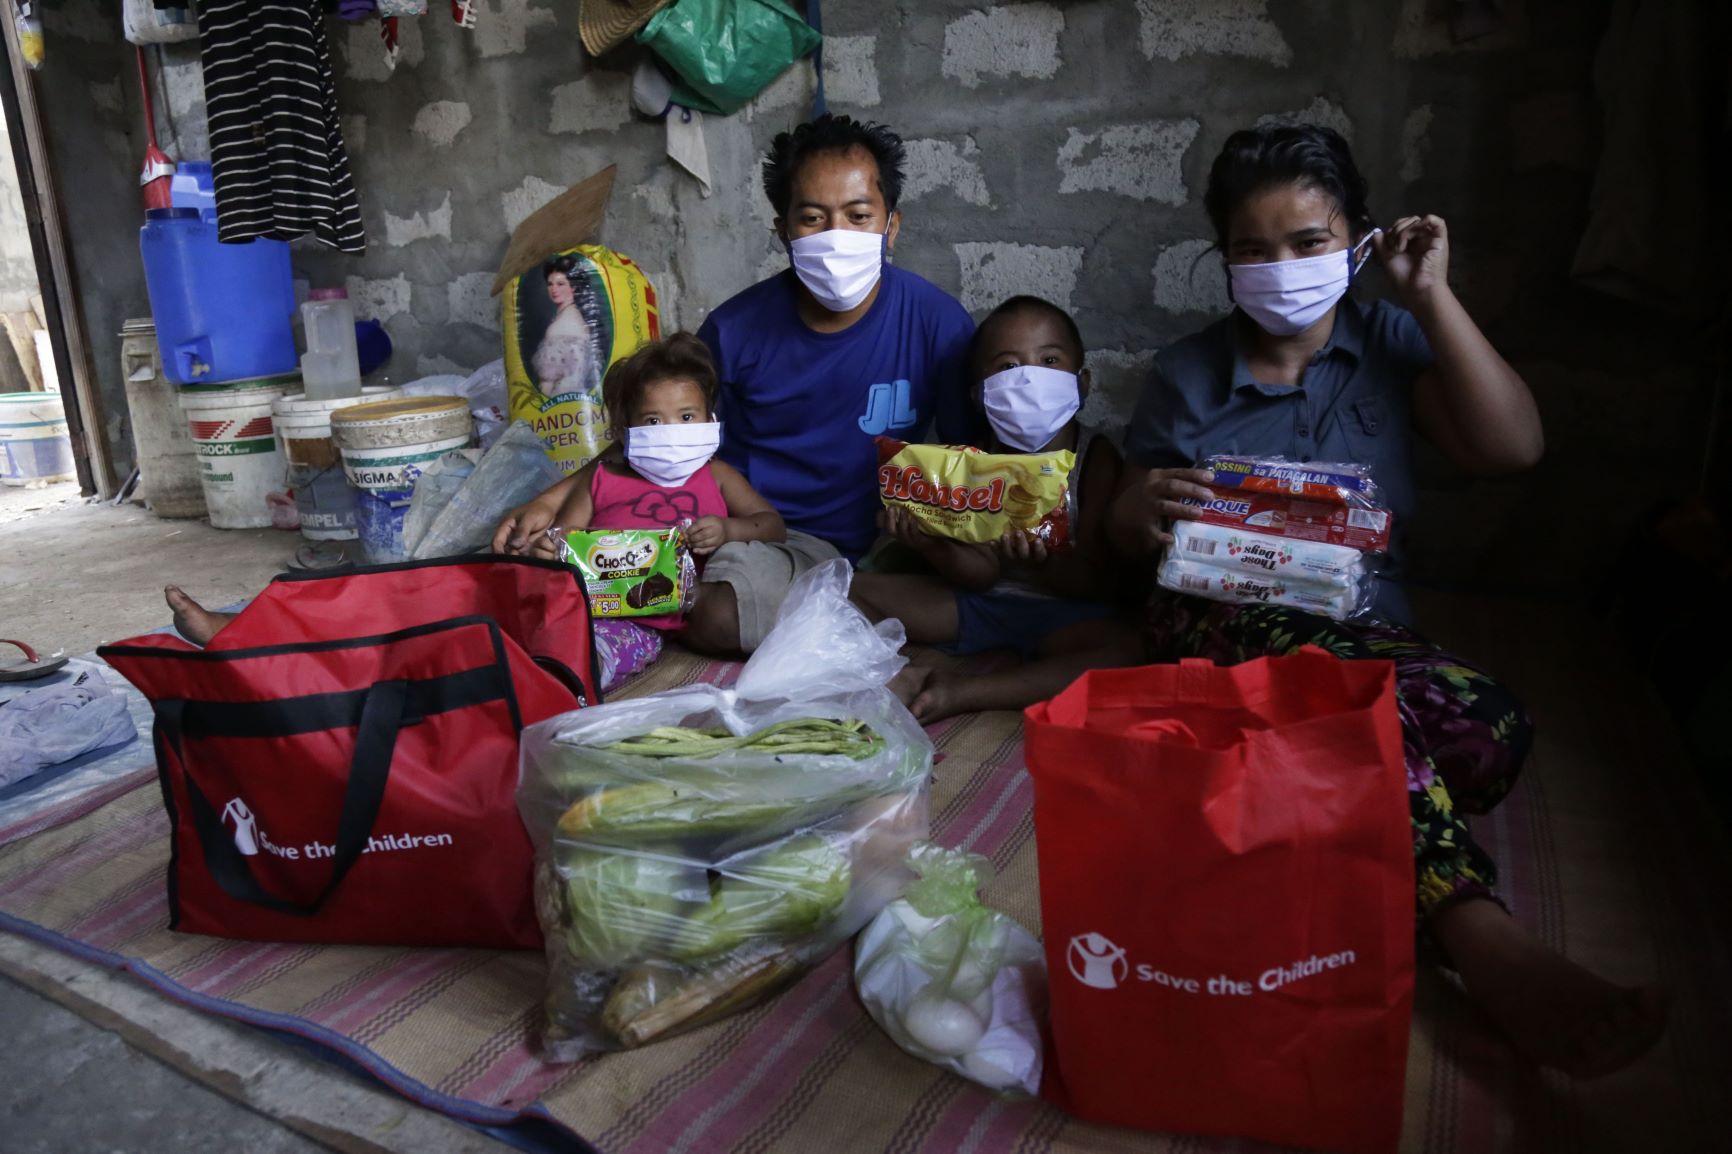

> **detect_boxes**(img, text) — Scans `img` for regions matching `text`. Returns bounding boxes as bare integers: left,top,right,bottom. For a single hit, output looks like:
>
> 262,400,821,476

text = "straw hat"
578,0,673,56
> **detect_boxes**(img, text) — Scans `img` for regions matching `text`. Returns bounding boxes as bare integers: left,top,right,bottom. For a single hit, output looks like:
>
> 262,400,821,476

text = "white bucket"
272,386,401,540
0,391,76,487
331,396,473,563
179,376,294,528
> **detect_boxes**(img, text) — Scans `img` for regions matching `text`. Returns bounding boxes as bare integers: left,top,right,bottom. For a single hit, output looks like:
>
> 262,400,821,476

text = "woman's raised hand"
1372,215,1450,303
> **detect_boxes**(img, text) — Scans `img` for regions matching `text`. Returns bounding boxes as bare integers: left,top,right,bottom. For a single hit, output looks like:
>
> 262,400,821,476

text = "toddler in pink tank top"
528,335,786,688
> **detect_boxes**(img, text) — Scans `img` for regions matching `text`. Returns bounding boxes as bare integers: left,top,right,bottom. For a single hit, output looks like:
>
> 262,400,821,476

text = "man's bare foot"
1432,897,1670,1078
164,586,234,647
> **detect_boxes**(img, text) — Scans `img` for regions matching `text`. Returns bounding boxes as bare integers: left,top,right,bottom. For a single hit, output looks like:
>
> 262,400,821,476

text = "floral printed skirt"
1145,592,1534,918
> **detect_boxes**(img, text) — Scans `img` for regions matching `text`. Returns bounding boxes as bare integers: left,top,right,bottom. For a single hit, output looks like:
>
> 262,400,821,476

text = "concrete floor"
0,490,511,1153
0,977,329,1154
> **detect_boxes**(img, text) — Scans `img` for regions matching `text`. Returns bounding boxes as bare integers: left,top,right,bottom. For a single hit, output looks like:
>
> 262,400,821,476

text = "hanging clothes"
198,0,367,253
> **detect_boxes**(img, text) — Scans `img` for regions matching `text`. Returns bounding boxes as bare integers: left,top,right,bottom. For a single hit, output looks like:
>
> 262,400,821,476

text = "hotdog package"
1181,456,1393,553
1160,456,1390,620
561,528,697,618
876,439,1073,551
1203,456,1379,503
1158,557,1362,619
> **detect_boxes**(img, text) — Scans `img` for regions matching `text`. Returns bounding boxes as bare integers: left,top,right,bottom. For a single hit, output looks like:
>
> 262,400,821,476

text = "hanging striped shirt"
197,0,367,253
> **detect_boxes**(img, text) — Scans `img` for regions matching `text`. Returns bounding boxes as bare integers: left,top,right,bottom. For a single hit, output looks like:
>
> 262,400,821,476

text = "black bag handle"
158,680,409,917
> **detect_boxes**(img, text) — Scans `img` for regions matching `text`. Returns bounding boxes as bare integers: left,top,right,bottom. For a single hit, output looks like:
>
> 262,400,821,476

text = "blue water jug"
139,163,298,385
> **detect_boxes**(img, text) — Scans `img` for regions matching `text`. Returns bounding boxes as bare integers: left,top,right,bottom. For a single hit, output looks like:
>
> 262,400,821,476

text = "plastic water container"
171,161,216,210
140,200,298,386
331,396,473,564
272,386,401,540
299,288,363,402
0,391,76,486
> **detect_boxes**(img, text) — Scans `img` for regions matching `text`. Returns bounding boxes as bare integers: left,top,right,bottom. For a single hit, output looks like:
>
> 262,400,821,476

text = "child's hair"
968,295,1085,375
601,332,720,427
1203,124,1372,248
762,113,907,217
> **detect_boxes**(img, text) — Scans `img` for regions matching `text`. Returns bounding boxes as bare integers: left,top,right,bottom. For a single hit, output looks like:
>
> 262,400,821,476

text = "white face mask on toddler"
1227,230,1381,336
980,365,1081,453
624,422,721,487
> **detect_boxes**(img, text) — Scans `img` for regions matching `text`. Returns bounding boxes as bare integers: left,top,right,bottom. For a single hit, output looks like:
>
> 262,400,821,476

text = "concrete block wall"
32,0,1713,596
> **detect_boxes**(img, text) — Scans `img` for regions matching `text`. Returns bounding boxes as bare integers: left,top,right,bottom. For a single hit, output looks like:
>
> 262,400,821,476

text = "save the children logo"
222,798,260,856
1067,932,1130,989
1064,933,1362,996
220,796,457,861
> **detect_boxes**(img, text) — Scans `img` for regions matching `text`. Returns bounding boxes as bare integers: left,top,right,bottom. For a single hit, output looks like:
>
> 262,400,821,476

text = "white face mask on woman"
788,227,887,313
624,421,721,488
981,364,1081,452
1227,230,1381,336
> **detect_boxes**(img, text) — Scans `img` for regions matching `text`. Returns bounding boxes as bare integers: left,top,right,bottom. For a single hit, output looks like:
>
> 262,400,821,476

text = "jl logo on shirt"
858,380,919,436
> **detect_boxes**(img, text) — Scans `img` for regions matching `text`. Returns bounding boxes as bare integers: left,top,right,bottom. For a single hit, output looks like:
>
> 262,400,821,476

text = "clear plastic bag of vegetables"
518,560,934,1059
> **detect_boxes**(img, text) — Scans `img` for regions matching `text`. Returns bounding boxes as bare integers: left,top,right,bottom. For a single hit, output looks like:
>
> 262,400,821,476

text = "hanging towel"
198,0,368,253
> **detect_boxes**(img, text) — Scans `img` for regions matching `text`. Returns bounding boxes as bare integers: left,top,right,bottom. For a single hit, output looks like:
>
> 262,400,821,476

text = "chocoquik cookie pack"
560,528,697,618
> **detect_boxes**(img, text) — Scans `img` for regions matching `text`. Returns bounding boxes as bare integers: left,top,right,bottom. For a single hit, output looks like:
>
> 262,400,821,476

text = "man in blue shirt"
492,114,975,656
691,114,976,653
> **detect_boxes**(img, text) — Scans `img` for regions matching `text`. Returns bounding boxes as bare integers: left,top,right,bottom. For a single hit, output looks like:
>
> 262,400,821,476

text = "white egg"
902,990,987,1057
968,986,994,1025
961,1048,1024,1092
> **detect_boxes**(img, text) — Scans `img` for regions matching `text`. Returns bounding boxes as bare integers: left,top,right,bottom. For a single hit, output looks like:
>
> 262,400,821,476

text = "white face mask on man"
624,421,721,488
981,364,1081,453
788,227,887,313
1226,230,1382,336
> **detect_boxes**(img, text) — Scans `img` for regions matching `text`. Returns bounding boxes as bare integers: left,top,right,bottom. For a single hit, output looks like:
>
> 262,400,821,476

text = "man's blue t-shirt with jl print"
697,265,977,560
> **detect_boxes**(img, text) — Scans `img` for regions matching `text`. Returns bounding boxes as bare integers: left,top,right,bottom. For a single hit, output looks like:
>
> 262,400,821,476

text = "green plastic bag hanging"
635,0,822,116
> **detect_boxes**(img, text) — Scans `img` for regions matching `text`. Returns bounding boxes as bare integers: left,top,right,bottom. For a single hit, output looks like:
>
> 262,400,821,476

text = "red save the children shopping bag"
99,557,598,950
1024,649,1414,1154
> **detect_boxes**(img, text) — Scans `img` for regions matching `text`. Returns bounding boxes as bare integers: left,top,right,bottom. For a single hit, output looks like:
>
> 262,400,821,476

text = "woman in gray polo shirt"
1109,124,1666,1078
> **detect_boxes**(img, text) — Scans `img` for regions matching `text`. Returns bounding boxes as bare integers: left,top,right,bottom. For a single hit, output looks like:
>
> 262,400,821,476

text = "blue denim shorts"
944,591,1117,659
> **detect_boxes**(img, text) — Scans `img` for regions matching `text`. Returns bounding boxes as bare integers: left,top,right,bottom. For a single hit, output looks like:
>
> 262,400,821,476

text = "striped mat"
0,600,1727,1153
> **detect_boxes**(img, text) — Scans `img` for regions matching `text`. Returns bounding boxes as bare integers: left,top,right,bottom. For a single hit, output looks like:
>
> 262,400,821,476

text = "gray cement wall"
37,0,1711,594
0,101,38,315
30,0,153,471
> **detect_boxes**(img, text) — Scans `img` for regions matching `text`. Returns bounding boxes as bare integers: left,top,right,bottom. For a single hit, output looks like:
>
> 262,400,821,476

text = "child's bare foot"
888,664,932,710
164,586,234,647
888,665,976,724
1432,898,1670,1078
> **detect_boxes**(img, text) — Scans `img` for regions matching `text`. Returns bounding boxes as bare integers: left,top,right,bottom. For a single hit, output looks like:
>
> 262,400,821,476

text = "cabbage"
670,835,851,960
561,847,707,967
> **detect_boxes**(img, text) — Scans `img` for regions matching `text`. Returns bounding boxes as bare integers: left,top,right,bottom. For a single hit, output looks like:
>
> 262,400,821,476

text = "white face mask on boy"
788,227,887,313
625,421,721,488
1227,230,1381,336
981,364,1081,453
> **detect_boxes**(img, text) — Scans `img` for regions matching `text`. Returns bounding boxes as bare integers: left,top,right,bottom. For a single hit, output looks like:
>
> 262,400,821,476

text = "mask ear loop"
1347,228,1382,287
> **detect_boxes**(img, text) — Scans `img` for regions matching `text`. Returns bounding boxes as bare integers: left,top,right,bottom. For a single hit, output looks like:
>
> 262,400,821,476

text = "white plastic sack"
0,675,138,788
403,420,564,559
518,560,934,1059
461,360,510,449
855,844,1046,1095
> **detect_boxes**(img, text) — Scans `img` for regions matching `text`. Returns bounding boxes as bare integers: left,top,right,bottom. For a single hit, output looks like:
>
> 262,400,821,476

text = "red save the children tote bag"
1024,648,1415,1154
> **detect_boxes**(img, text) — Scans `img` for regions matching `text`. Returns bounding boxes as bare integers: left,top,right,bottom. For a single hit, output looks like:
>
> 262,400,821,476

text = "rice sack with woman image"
502,245,661,473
